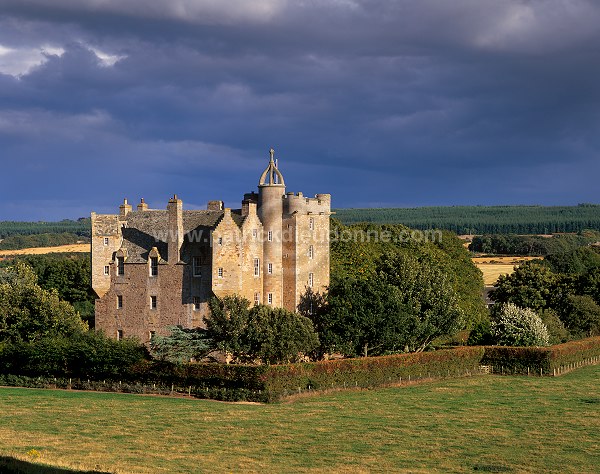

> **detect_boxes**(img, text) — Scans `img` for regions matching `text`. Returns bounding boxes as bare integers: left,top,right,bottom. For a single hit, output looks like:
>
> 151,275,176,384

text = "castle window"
103,237,109,246
117,295,123,309
104,265,110,276
309,218,314,230
254,258,260,277
117,257,124,276
150,257,158,276
193,297,201,311
218,236,223,245
268,263,273,275
218,267,223,278
308,245,314,259
252,229,258,239
308,272,314,287
254,292,260,305
193,257,202,277
149,331,156,340
268,230,273,242
117,329,123,341
150,295,157,309
267,293,273,305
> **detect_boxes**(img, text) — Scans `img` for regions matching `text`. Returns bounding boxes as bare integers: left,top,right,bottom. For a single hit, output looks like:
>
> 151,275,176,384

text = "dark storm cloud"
0,0,599,219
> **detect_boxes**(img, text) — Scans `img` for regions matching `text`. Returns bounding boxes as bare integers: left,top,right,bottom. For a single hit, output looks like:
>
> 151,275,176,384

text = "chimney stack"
167,195,183,264
207,200,224,211
119,198,132,217
137,198,149,211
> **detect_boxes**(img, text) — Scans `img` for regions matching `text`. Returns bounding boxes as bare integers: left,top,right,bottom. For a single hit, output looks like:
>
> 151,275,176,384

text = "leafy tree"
206,295,253,361
321,276,413,357
491,262,566,311
539,309,570,345
246,306,319,364
491,303,549,347
559,295,600,338
205,295,319,364
0,262,88,343
149,326,212,364
377,252,464,352
545,247,600,274
466,319,494,346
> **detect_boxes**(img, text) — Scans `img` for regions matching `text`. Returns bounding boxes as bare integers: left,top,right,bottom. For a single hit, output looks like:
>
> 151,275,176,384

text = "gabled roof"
120,209,245,263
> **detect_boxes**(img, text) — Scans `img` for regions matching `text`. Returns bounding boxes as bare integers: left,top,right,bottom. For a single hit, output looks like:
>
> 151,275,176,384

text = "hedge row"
481,336,600,375
1,339,599,402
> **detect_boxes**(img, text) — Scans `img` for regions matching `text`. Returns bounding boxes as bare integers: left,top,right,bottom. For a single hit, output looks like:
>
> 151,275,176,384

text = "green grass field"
1,366,599,474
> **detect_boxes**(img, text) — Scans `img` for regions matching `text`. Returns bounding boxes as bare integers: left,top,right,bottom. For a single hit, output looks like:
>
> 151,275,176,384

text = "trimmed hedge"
260,347,485,401
1,339,599,402
481,336,600,375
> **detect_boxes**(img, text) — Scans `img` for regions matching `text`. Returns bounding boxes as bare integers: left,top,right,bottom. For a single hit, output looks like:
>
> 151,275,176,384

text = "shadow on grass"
0,456,111,474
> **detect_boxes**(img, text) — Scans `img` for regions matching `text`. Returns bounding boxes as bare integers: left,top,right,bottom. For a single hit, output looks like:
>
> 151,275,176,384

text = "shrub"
491,303,549,347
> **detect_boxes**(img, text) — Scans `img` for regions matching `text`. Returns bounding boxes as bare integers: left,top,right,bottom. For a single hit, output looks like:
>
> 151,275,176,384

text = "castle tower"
258,148,285,307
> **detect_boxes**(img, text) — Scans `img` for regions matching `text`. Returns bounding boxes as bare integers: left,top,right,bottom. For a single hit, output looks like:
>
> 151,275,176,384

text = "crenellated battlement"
283,192,331,215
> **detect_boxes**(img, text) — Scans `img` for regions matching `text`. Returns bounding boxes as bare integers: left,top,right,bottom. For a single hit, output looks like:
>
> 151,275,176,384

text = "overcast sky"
1,0,599,220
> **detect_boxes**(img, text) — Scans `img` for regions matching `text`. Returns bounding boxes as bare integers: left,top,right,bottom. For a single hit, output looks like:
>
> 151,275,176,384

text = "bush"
491,303,549,347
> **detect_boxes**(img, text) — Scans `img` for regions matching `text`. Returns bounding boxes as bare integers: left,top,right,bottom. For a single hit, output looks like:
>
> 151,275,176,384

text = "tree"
0,262,88,343
149,326,211,364
559,295,600,338
321,276,413,357
377,252,464,352
491,303,549,347
205,295,319,364
491,262,565,311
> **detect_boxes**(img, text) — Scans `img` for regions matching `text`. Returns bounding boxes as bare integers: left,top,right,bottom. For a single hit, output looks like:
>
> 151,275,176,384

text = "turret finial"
269,148,275,162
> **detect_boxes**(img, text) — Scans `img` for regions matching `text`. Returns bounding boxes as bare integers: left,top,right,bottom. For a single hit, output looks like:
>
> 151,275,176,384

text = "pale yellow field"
473,256,542,285
0,243,89,257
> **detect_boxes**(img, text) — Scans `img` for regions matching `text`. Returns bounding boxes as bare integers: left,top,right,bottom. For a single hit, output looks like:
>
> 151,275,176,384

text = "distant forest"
0,219,91,239
333,204,600,235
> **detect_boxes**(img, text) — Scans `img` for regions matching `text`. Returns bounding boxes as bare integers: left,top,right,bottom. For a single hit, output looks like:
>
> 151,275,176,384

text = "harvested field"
473,256,542,285
0,244,89,257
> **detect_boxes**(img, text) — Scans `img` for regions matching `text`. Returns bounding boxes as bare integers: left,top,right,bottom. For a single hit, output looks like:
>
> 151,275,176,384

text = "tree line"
0,218,90,239
469,231,600,256
333,204,600,234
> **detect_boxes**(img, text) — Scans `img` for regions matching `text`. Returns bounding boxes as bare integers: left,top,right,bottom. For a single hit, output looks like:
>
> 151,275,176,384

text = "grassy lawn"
0,366,599,473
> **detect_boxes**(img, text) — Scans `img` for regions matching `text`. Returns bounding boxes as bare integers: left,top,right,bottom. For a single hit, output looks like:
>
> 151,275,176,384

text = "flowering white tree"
491,303,549,347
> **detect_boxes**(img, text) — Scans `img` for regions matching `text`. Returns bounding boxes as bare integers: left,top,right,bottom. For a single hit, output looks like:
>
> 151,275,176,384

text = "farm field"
0,365,599,473
473,256,541,285
0,243,89,257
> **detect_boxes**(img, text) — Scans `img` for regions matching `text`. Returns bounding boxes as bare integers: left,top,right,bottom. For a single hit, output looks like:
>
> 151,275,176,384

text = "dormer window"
150,257,158,276
117,256,125,276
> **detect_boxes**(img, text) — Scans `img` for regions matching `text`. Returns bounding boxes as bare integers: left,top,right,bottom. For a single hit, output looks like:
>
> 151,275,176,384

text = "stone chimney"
137,198,149,211
207,200,224,211
119,198,132,217
242,200,257,217
167,195,183,264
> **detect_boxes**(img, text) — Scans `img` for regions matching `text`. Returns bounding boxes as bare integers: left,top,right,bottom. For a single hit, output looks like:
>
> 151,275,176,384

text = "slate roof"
120,209,245,263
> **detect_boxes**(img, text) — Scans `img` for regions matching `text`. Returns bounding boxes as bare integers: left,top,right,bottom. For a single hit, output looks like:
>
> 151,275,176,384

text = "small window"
193,297,201,311
193,256,202,277
149,331,156,340
117,295,123,309
252,229,258,239
309,217,314,230
117,329,123,340
254,258,260,277
308,272,314,288
254,292,260,305
308,245,314,259
218,236,223,245
103,237,109,246
150,257,158,276
104,265,110,276
268,263,273,275
267,230,273,242
150,295,157,309
218,267,223,278
117,256,125,276
267,293,273,305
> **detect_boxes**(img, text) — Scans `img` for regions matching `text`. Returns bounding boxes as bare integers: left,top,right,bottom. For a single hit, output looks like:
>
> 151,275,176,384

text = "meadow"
0,365,598,473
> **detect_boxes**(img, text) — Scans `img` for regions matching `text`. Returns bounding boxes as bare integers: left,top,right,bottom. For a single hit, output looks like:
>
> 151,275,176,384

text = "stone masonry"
91,150,331,343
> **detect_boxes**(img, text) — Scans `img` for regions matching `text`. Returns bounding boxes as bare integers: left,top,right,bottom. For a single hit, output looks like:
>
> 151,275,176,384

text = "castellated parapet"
92,150,331,343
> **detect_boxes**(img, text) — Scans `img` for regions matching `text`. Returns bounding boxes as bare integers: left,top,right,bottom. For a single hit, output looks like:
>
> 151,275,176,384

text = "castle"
91,150,331,342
